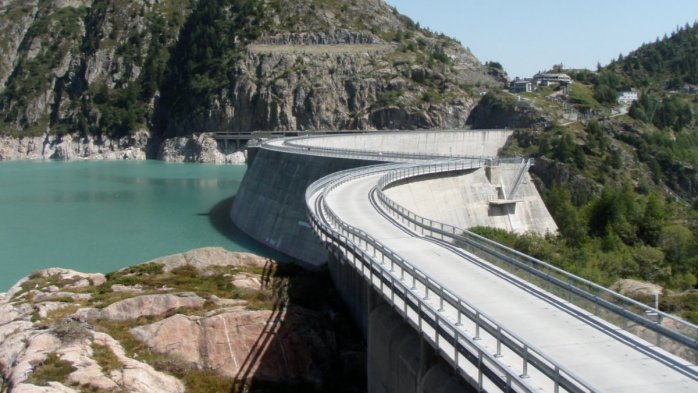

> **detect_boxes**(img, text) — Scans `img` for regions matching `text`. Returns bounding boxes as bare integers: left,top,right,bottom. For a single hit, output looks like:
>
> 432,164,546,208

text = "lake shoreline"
0,160,282,290
0,131,247,165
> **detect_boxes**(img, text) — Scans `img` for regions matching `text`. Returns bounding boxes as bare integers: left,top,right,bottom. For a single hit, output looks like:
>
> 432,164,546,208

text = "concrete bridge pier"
328,253,475,393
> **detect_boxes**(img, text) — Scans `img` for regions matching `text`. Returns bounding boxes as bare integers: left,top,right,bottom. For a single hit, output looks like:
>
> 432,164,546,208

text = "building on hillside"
510,78,533,93
533,73,572,87
617,90,639,105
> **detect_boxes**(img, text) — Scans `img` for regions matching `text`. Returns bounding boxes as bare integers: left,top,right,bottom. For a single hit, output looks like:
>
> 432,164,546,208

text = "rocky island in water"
0,248,365,393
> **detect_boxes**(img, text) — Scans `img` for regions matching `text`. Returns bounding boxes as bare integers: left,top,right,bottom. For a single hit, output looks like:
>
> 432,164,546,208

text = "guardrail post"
521,345,530,379
477,352,484,391
438,298,444,312
554,367,560,393
495,327,502,358
474,312,481,340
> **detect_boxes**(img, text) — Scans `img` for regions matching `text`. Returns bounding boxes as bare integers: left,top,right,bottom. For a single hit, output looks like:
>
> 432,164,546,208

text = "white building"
617,91,638,105
533,73,572,86
510,79,533,93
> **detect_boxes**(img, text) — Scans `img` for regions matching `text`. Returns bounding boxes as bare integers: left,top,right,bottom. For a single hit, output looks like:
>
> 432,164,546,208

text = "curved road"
313,167,698,392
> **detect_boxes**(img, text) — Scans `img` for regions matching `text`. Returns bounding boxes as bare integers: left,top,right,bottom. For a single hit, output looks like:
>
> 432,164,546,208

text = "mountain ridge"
0,0,501,140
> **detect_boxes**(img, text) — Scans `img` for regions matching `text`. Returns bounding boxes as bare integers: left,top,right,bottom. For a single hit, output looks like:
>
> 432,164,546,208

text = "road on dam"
314,168,698,393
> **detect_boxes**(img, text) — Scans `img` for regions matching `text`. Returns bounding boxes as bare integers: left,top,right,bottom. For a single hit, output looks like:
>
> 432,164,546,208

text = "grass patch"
94,317,236,392
91,343,123,375
26,353,76,386
13,272,81,301
42,304,80,325
569,83,601,110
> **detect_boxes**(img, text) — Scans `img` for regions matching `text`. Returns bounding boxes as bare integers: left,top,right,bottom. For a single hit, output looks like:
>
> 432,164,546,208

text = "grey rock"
98,293,206,321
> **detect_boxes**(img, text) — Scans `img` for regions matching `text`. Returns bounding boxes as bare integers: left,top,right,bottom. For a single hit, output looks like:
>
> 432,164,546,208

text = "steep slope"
464,26,698,319
0,0,500,140
606,22,698,89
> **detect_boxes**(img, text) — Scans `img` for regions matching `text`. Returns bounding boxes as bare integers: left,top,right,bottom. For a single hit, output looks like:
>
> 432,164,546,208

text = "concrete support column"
367,304,475,393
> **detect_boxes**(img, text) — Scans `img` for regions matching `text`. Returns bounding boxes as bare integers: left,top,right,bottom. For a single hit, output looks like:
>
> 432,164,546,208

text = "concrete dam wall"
230,130,554,392
383,164,558,235
295,129,512,157
231,130,516,268
230,147,380,267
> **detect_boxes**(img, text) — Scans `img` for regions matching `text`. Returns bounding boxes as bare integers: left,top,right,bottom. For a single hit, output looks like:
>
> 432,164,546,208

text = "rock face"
157,133,246,164
130,306,336,384
0,0,500,153
0,248,362,392
611,278,664,298
0,130,149,161
97,293,206,321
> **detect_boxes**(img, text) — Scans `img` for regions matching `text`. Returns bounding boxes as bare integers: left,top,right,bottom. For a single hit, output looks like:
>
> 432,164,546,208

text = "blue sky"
384,1,698,78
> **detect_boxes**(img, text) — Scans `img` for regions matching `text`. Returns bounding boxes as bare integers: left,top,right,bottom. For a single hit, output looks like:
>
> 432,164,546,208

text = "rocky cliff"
0,248,364,393
0,0,501,155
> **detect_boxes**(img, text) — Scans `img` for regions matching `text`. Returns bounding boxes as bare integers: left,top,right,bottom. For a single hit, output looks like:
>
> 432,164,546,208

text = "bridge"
231,130,698,392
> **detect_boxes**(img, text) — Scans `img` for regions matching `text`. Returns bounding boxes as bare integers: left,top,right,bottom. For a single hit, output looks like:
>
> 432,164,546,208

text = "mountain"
469,25,698,320
606,22,698,90
0,0,501,139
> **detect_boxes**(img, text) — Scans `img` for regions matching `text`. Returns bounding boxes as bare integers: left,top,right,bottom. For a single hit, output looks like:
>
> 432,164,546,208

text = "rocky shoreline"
0,248,365,393
0,132,247,165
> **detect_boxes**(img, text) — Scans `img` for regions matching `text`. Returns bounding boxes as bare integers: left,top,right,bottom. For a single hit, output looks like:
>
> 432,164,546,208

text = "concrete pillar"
367,304,476,393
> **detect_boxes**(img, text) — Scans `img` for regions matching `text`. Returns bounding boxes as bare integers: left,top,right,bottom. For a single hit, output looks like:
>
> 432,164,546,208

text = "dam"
231,130,698,392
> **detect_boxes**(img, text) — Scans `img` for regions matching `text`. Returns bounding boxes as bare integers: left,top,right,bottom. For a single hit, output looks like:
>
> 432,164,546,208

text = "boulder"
93,332,185,393
147,247,271,273
98,293,206,321
611,279,663,298
12,382,78,393
130,306,335,385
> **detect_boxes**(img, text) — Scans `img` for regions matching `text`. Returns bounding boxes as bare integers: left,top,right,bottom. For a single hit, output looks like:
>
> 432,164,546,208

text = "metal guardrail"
263,134,528,165
374,160,698,366
508,158,532,199
305,160,598,393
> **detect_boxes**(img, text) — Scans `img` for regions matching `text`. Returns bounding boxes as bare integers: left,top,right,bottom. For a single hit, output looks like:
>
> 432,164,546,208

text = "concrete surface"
383,164,558,235
293,130,513,157
230,147,381,266
322,172,698,392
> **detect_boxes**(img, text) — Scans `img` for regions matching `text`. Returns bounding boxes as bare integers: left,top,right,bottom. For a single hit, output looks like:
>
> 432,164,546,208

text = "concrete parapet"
294,130,512,157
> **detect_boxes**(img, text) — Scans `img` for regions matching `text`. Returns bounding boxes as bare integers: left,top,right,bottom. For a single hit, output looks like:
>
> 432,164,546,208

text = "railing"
374,160,698,366
263,135,528,165
508,158,532,199
305,161,598,393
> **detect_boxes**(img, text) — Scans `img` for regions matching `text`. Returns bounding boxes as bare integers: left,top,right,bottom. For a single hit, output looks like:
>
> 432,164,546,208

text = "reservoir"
0,160,283,290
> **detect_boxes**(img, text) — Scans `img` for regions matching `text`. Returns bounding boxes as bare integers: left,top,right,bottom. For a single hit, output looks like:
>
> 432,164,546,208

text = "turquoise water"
0,160,283,291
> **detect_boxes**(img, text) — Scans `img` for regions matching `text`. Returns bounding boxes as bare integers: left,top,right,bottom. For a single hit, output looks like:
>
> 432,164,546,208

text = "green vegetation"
607,22,698,89
26,353,76,386
375,90,403,107
629,92,694,130
496,23,698,317
568,83,600,111
91,343,123,375
156,0,267,135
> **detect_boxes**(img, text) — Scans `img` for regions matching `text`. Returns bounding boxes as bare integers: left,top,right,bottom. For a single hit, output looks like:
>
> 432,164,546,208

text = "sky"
384,0,698,79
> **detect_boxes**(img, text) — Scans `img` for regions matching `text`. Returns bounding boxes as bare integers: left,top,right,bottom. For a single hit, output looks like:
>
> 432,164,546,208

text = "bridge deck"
324,172,698,392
